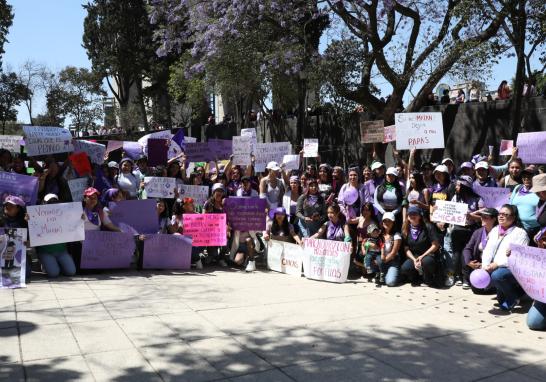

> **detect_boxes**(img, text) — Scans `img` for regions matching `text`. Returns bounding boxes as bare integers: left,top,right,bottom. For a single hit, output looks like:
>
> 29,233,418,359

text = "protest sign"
395,112,444,150
431,200,468,226
185,136,197,143
23,126,73,156
517,132,546,164
255,142,292,171
303,238,351,283
0,228,27,289
183,213,227,246
224,197,267,231
473,184,511,210
383,125,396,143
147,139,169,166
241,128,257,155
144,177,177,198
499,140,513,156
27,202,85,246
360,120,385,144
267,240,303,276
282,154,300,171
0,172,39,205
0,135,23,153
303,138,319,157
108,199,158,234
143,234,192,269
106,140,124,156
138,131,172,154
72,139,106,164
68,152,92,176
232,136,252,165
208,139,233,160
81,231,135,269
509,244,546,303
184,142,214,162
68,177,89,202
122,141,144,160
178,184,209,205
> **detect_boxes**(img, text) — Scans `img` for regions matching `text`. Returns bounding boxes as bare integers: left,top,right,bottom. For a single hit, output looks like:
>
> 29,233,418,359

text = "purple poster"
224,197,267,231
108,199,159,234
81,231,135,269
147,139,169,166
0,172,39,206
122,141,143,160
208,139,233,160
143,234,192,269
183,142,214,162
517,132,546,164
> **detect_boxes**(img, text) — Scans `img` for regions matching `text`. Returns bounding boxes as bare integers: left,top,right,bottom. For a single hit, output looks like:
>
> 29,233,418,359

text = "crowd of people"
0,138,545,332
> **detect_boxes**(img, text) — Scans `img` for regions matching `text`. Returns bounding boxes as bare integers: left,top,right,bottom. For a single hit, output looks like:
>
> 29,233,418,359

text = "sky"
1,0,540,124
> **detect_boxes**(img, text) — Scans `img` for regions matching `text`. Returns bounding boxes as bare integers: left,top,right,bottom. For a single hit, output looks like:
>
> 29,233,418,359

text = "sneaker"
195,259,203,270
445,274,455,287
500,299,520,311
218,259,228,267
455,277,463,286
365,267,373,274
379,273,386,284
462,281,471,290
245,260,256,272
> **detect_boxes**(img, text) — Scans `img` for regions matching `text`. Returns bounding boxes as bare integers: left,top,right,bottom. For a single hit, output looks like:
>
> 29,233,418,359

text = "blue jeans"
298,220,321,238
376,256,399,286
490,267,523,306
38,250,76,278
527,301,546,331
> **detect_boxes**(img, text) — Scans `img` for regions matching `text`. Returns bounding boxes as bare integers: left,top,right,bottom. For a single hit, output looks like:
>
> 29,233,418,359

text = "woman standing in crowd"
283,175,302,227
82,188,120,232
264,207,302,244
363,162,385,203
463,208,498,292
338,168,365,253
373,167,404,222
482,204,529,311
499,158,523,190
362,166,372,183
400,206,441,286
473,162,497,188
403,171,430,222
509,167,540,237
497,80,511,100
331,166,345,196
296,179,327,237
317,164,334,203
377,212,402,286
237,176,259,197
420,162,435,189
115,158,139,199
260,161,285,211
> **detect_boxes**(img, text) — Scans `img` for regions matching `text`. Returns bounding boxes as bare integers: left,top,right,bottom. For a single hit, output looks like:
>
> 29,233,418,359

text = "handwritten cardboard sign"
303,138,319,157
0,172,39,206
232,136,252,165
431,200,468,226
178,184,209,205
68,177,89,202
108,199,158,234
0,135,23,153
473,184,510,210
282,154,300,171
144,177,177,198
267,240,303,276
395,112,444,150
72,139,106,164
509,244,546,303
303,238,351,283
81,231,135,269
499,140,513,156
27,202,85,246
23,126,73,156
0,228,27,289
360,120,385,144
224,197,267,231
517,132,546,164
69,152,92,176
254,142,292,172
182,213,227,246
383,125,396,143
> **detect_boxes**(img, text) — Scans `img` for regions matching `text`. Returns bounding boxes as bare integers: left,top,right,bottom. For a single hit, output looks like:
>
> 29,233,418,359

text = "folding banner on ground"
267,240,303,276
143,234,192,270
0,228,27,289
303,238,351,283
81,231,135,269
108,199,158,234
0,171,39,205
509,244,546,304
27,202,85,246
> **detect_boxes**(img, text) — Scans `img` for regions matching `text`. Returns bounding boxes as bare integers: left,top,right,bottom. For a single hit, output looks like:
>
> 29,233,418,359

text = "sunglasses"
498,212,512,217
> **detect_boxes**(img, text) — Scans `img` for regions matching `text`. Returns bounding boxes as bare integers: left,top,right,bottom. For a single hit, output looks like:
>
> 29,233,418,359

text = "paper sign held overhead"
303,139,319,157
395,112,444,150
360,120,385,144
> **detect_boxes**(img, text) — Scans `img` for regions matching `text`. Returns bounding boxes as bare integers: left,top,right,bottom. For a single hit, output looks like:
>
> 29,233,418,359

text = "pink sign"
182,213,227,246
383,125,396,143
499,140,513,156
509,244,546,303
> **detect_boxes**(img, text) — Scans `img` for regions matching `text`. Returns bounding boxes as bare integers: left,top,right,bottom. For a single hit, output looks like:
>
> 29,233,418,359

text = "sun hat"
382,212,396,222
371,162,384,171
530,173,546,193
269,206,286,220
119,158,134,166
266,161,281,171
108,161,119,169
434,164,449,174
386,167,399,177
479,208,499,218
83,187,100,197
475,161,489,171
211,183,226,193
407,205,423,216
43,194,59,203
3,195,25,207
442,158,454,165
460,162,474,170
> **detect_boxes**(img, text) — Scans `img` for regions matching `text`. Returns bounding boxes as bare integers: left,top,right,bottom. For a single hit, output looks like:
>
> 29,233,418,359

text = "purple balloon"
343,187,359,205
470,269,491,289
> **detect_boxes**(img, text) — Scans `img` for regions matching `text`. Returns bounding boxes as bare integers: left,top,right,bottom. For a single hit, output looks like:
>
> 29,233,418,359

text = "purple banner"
183,142,214,162
123,141,143,160
473,184,511,210
108,199,159,234
517,132,546,164
0,172,39,206
208,139,233,160
81,231,135,269
224,197,267,231
143,234,192,269
148,138,169,166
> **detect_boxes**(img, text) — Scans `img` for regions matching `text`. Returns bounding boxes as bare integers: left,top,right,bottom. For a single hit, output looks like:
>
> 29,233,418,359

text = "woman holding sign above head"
38,158,72,203
400,205,441,287
482,204,529,311
296,178,327,238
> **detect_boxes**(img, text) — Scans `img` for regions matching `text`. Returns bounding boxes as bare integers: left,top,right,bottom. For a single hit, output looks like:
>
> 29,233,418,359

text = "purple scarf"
410,225,422,241
307,194,319,206
327,220,343,241
432,182,448,193
480,228,488,249
518,185,530,196
85,208,100,226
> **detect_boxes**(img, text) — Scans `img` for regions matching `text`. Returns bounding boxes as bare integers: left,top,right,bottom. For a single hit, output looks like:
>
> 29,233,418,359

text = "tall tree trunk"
297,77,307,143
510,0,527,140
135,77,149,131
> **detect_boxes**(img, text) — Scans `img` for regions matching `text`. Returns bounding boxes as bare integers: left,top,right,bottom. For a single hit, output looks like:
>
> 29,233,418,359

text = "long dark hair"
271,214,291,236
402,211,425,238
361,202,377,222
409,171,426,193
498,80,508,93
377,177,404,205
156,199,169,219
500,204,523,228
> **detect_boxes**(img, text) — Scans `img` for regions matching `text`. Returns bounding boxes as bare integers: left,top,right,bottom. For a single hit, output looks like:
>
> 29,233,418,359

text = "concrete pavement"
1,268,545,381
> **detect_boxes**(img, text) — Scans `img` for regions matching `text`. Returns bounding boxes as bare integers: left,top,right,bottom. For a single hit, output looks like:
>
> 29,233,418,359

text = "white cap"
475,161,489,170
43,193,59,203
442,158,454,165
382,212,396,222
434,164,449,174
266,161,281,171
371,162,384,171
386,167,399,177
108,161,119,169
